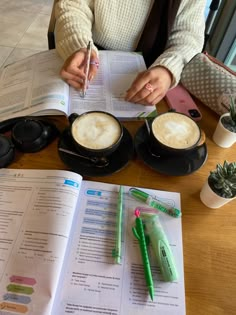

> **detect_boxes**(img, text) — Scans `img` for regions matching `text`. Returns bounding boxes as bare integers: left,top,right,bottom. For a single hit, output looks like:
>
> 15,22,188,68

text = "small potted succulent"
213,95,236,148
200,160,236,208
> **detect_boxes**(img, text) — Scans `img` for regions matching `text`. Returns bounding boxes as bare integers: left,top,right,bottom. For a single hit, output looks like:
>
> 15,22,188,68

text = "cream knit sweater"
55,0,206,85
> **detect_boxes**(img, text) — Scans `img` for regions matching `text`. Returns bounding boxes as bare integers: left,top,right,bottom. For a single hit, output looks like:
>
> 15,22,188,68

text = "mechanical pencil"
141,212,178,282
132,209,154,301
129,188,181,218
112,185,123,264
80,41,92,98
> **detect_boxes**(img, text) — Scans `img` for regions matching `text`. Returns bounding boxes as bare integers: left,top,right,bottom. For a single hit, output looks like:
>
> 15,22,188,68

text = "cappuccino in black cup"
150,112,201,156
69,111,123,157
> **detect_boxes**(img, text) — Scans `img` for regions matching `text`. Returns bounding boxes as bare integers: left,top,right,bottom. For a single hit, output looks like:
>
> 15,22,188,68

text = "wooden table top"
8,100,236,315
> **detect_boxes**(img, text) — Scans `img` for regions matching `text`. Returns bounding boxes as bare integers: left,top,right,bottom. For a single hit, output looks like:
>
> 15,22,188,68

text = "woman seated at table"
55,0,206,105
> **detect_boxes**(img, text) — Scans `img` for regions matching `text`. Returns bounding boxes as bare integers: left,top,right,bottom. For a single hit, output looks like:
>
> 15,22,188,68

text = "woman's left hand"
125,66,172,105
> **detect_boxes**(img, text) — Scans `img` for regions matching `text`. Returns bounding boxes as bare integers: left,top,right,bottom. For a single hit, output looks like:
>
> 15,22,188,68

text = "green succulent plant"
208,160,236,198
229,95,236,125
221,95,236,132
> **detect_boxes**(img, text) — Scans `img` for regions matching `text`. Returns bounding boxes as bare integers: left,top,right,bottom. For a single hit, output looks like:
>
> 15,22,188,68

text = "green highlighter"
129,188,181,218
141,212,178,282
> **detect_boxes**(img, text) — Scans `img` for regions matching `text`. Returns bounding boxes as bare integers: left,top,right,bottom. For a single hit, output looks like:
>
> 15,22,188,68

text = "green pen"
132,208,154,301
129,188,181,218
141,212,178,282
112,185,123,264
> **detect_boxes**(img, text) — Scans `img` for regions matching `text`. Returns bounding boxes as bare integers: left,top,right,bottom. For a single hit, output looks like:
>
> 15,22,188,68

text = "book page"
0,50,69,121
68,51,157,120
0,169,83,315
53,181,185,315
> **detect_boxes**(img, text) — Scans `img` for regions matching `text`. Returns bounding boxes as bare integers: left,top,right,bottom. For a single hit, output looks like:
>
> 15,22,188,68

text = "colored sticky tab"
64,179,79,188
3,293,31,304
87,190,102,196
10,275,36,286
0,302,28,313
7,284,34,295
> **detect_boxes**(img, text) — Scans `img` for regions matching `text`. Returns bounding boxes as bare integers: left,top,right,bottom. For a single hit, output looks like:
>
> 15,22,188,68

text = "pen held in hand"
80,41,92,98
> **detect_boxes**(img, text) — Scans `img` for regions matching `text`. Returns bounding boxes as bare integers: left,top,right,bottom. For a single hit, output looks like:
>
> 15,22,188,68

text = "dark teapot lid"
11,118,59,152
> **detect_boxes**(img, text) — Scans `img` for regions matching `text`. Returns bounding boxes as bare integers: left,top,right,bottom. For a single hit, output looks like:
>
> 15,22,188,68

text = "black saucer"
134,124,208,176
58,127,134,177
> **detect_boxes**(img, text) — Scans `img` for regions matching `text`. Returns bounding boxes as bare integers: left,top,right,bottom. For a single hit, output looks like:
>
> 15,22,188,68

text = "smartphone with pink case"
165,84,202,121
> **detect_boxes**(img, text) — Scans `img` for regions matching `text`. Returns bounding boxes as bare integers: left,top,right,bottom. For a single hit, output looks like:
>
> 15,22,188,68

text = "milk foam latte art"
71,112,122,150
152,112,200,149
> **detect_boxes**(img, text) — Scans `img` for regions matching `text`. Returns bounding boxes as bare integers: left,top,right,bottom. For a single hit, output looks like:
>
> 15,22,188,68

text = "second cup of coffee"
69,111,123,158
149,112,202,156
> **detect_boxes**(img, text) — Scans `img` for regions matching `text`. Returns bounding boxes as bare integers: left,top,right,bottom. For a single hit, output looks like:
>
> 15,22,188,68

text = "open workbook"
0,169,185,315
0,50,157,122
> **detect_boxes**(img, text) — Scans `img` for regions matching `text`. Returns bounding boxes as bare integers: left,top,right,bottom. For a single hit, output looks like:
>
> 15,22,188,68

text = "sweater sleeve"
55,0,98,60
150,0,206,87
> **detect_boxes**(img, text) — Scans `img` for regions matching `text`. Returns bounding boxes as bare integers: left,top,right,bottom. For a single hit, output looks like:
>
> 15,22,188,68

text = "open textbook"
0,50,157,121
0,169,185,315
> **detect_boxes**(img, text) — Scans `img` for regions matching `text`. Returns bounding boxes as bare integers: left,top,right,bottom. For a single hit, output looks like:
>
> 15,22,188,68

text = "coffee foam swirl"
152,112,200,149
72,112,121,150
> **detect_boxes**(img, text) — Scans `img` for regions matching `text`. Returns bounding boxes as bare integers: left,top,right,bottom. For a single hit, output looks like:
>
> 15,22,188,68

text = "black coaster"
134,123,208,176
58,127,134,177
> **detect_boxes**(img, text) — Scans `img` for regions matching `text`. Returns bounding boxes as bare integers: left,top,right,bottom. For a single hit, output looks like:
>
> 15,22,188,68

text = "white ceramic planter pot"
213,113,236,148
200,180,235,208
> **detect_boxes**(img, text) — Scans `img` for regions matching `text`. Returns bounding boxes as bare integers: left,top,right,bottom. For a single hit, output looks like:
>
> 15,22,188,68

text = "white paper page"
54,182,185,315
69,51,157,119
0,169,83,315
0,50,69,121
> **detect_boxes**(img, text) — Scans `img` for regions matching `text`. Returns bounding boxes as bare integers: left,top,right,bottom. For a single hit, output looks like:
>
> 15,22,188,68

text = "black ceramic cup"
148,112,203,157
68,111,123,158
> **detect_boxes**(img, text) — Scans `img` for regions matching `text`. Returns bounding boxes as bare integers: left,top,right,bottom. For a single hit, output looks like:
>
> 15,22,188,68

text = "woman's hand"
60,49,99,90
125,66,172,105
